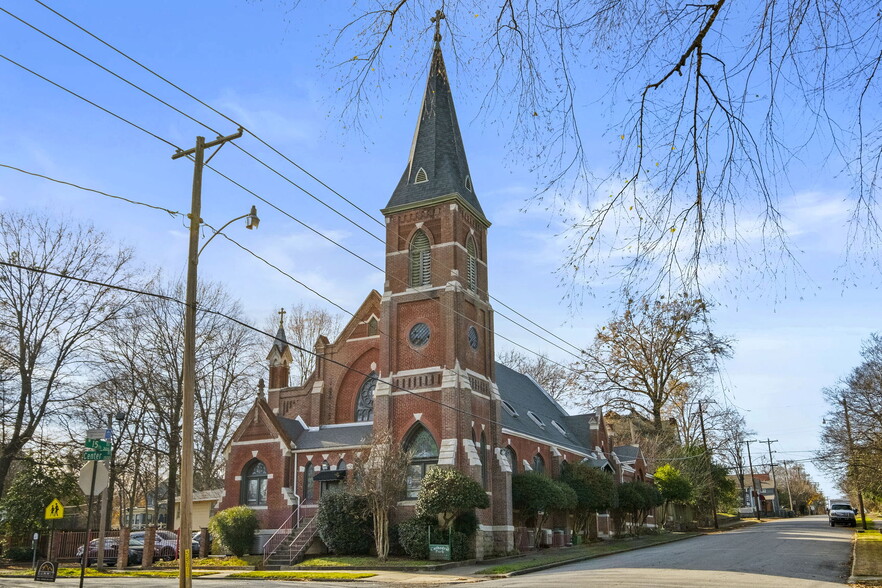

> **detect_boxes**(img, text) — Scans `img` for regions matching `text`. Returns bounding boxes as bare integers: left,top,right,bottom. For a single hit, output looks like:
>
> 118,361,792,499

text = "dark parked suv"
828,502,857,527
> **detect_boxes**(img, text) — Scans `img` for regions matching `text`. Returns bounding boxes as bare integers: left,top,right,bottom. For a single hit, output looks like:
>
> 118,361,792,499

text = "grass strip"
56,568,214,578
477,533,697,575
852,530,882,577
228,571,376,581
154,556,255,568
296,556,435,568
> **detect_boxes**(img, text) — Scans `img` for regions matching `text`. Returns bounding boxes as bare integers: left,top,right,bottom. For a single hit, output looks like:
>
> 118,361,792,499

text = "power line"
26,0,586,358
0,162,571,423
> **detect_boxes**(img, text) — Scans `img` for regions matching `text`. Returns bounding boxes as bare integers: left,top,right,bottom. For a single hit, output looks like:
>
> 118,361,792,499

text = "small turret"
266,308,293,390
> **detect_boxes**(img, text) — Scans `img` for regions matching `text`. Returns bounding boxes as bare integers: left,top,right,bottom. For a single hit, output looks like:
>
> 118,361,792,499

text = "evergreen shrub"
316,491,372,555
209,506,259,557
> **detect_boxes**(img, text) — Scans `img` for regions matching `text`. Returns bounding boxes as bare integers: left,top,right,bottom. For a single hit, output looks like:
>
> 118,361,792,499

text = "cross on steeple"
278,307,286,326
431,9,445,46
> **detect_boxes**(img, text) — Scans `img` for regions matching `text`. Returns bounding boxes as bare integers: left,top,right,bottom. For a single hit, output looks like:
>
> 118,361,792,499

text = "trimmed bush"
450,531,470,561
209,506,259,557
316,491,372,555
5,546,33,561
397,516,436,560
416,468,489,531
451,510,479,536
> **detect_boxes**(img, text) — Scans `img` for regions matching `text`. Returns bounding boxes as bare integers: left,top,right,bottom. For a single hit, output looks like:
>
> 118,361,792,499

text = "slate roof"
495,362,589,455
383,43,488,225
272,323,289,354
278,418,373,450
612,445,642,464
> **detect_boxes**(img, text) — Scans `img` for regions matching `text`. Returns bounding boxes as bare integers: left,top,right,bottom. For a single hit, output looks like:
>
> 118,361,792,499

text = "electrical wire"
26,0,586,357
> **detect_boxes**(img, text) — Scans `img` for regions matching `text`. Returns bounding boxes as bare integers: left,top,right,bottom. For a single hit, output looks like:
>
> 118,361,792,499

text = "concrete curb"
488,532,704,578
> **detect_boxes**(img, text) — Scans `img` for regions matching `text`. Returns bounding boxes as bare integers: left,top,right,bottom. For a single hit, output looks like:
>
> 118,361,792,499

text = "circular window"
409,322,431,347
468,326,479,349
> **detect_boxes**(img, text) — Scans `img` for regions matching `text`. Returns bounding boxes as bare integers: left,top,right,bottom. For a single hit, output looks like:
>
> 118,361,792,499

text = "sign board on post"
44,499,64,520
78,461,109,495
34,560,57,582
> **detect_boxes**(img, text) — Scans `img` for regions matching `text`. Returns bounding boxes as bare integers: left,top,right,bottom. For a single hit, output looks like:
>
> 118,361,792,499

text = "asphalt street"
479,515,854,587
0,516,854,587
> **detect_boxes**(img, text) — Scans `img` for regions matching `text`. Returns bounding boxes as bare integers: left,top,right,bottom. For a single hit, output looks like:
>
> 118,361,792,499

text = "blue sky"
2,1,878,497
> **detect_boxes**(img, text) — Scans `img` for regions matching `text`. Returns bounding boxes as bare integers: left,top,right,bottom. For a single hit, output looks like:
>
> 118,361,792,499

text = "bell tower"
374,10,512,556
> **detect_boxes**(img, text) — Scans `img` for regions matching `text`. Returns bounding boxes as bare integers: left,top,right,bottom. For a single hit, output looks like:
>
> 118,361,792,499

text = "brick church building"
217,31,650,561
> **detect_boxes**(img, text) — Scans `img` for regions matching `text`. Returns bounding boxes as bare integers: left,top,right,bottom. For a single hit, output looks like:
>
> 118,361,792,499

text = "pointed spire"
383,13,488,225
273,307,288,354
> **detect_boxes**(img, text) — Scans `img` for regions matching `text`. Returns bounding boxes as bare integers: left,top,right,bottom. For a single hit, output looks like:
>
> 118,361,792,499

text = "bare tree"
270,304,343,387
577,295,731,431
0,211,136,496
286,1,882,295
497,348,578,402
347,429,410,561
714,408,754,506
818,333,882,500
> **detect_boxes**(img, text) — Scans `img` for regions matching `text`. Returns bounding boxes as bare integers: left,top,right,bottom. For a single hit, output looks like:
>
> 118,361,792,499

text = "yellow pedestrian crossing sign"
44,499,64,520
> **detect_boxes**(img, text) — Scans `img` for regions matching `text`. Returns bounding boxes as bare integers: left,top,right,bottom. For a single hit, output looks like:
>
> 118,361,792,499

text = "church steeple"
383,11,488,226
267,308,293,390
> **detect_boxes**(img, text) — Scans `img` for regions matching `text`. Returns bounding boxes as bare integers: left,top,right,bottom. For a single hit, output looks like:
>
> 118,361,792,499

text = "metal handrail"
262,506,300,564
271,514,317,565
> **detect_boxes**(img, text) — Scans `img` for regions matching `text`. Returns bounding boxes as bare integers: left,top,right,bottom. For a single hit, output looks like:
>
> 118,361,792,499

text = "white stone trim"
389,286,446,297
231,439,277,446
310,380,324,395
247,505,268,511
346,335,380,342
374,378,392,397
495,447,512,473
463,438,482,467
392,366,443,377
438,438,458,466
478,525,515,532
550,446,562,458
234,475,242,481
522,460,533,472
281,487,297,506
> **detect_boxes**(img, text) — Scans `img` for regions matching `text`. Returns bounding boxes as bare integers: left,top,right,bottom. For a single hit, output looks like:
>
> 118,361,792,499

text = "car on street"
828,501,857,526
130,529,180,561
76,536,144,566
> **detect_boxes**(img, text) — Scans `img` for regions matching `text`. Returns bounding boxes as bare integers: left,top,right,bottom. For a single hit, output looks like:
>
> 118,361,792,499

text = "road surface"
479,515,853,587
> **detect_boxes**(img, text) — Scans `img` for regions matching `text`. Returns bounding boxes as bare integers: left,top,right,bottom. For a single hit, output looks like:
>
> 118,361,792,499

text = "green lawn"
227,571,376,581
852,530,882,578
477,533,698,575
296,555,436,568
153,555,256,568
56,568,215,578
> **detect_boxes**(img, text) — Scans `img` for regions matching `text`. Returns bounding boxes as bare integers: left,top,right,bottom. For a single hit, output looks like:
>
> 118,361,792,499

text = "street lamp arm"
198,206,260,257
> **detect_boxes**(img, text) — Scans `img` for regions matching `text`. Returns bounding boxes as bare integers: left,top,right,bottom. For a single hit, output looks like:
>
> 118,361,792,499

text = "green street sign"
84,438,110,451
83,449,111,461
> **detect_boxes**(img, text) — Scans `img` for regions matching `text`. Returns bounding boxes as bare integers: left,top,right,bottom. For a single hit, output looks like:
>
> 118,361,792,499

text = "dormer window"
552,420,568,437
465,175,472,192
527,411,545,429
501,400,519,417
414,167,428,183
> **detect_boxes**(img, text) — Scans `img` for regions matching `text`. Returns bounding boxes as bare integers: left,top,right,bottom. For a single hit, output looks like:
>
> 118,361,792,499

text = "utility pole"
172,128,243,588
760,439,779,515
744,440,761,520
841,399,868,531
781,460,794,512
697,400,719,529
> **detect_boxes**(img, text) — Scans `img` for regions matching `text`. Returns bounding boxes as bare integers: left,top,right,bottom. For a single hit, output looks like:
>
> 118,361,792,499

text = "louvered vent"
415,167,428,183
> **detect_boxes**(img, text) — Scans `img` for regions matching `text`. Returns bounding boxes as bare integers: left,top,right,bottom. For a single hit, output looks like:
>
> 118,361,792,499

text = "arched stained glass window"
404,425,439,499
503,446,518,474
242,460,268,506
480,432,489,488
466,236,477,292
533,453,545,475
409,230,431,287
304,462,315,502
355,372,376,422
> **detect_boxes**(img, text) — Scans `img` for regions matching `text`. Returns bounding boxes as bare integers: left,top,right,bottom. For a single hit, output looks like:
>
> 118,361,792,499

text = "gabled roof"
495,362,588,454
383,42,488,225
277,417,373,450
613,444,643,464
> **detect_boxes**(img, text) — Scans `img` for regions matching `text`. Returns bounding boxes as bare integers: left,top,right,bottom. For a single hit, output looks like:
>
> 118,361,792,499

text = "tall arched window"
336,459,347,471
404,425,439,499
466,236,478,292
355,372,376,422
503,446,518,474
480,432,489,488
532,453,545,475
303,462,315,502
409,230,431,287
242,460,268,506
